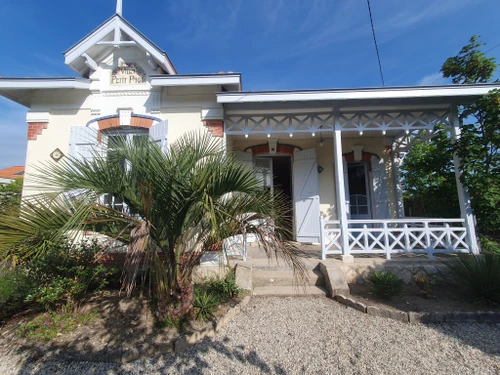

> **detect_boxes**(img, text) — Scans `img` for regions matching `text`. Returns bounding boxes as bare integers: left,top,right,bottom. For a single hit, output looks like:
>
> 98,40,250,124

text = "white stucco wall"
22,83,224,197
23,107,92,197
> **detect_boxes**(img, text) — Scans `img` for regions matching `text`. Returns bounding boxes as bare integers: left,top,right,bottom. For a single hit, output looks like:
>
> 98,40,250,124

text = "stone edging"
173,295,252,354
335,295,500,324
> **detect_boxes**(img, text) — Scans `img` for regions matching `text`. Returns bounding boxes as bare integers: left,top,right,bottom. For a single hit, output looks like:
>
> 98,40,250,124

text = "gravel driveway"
2,297,499,375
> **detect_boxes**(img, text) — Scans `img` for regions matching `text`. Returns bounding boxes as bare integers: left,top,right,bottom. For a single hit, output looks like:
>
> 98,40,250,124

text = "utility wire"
366,0,385,86
485,42,500,54
431,41,500,84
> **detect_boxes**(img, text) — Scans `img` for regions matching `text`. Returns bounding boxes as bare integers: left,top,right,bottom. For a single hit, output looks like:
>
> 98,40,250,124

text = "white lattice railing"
321,218,470,260
320,219,342,258
225,109,450,135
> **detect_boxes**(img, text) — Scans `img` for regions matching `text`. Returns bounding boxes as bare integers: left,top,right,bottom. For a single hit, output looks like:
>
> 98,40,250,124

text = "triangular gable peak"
64,15,177,78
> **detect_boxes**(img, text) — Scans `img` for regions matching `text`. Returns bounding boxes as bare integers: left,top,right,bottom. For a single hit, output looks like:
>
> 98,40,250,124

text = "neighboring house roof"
0,166,25,180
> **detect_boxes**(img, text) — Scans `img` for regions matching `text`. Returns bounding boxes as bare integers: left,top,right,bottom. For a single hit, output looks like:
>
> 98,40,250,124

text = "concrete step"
252,285,327,297
252,269,325,287
250,257,321,270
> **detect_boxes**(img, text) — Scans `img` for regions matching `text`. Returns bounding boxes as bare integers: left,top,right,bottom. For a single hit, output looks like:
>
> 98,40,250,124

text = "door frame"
346,161,373,220
253,153,294,236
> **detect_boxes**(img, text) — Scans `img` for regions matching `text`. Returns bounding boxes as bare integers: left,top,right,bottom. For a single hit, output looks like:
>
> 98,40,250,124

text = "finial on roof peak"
116,0,123,16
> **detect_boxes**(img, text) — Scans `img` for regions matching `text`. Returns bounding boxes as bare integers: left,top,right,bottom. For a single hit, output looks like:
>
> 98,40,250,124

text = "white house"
1,4,499,260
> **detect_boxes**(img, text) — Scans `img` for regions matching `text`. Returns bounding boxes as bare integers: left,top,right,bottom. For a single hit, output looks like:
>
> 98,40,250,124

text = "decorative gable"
63,15,176,78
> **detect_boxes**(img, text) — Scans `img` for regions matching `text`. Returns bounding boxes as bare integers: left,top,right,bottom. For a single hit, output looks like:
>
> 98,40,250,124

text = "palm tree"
0,131,305,321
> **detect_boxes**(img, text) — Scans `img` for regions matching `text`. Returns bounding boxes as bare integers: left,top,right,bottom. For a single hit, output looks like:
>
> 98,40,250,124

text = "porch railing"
321,218,470,260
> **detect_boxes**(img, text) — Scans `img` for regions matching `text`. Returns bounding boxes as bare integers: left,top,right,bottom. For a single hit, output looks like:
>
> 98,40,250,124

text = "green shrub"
192,271,242,321
412,274,435,298
0,268,34,321
443,253,500,304
480,236,500,255
193,289,219,321
203,272,242,304
17,308,98,342
366,270,405,298
25,240,113,309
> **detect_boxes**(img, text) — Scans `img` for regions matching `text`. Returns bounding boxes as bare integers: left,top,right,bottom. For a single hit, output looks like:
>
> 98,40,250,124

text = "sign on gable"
110,63,146,85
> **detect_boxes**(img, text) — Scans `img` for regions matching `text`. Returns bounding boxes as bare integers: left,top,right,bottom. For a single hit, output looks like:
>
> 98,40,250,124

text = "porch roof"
217,83,500,106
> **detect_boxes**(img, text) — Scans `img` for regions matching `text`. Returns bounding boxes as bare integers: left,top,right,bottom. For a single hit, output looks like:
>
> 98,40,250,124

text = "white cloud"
417,72,443,86
378,0,477,35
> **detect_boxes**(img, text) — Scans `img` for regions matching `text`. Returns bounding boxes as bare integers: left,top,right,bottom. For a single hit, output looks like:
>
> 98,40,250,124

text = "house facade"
1,7,499,260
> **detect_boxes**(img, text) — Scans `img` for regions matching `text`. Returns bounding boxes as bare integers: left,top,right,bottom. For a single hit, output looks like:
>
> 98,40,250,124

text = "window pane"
348,163,368,195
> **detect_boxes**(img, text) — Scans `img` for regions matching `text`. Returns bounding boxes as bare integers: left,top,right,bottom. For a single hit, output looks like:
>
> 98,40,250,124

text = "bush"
203,272,242,303
17,308,97,342
443,253,500,304
24,240,113,310
366,270,405,299
192,289,219,321
480,235,500,255
412,274,435,298
0,268,34,321
192,271,242,321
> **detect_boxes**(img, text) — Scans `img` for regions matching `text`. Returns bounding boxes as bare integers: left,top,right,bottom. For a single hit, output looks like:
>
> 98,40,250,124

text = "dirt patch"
0,289,244,364
349,283,500,313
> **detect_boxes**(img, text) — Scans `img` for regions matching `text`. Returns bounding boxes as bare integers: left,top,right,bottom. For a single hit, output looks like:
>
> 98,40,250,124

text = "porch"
217,86,487,261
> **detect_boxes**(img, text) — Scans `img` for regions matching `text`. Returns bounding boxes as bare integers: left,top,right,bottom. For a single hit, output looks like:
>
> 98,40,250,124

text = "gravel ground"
1,297,499,375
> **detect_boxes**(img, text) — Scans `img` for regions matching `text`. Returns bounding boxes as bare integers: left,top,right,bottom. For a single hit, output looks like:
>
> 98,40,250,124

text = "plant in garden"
190,272,242,322
443,253,500,304
23,240,113,310
0,179,22,212
480,235,500,255
201,272,242,304
401,35,500,237
401,125,459,218
0,268,34,321
366,270,405,299
192,288,219,322
411,274,435,299
17,308,98,342
0,132,305,322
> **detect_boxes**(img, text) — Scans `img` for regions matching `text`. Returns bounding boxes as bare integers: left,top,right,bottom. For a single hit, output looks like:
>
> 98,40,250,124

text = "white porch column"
450,106,479,254
392,152,405,218
333,109,351,260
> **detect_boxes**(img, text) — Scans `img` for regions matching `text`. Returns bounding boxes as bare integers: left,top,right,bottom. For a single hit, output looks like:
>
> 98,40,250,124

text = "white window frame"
101,128,149,214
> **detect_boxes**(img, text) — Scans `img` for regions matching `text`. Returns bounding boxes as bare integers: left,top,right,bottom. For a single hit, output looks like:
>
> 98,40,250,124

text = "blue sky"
1,0,499,169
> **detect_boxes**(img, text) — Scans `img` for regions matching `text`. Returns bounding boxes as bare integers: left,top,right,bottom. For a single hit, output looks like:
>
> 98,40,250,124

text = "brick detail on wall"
96,116,154,142
27,122,49,141
343,151,377,171
203,120,224,138
130,117,154,129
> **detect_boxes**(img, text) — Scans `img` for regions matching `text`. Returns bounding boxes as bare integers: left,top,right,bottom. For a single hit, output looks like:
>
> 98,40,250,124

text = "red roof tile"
0,166,25,179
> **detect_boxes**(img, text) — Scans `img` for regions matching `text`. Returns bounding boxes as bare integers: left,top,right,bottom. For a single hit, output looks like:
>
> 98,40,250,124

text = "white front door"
293,149,321,243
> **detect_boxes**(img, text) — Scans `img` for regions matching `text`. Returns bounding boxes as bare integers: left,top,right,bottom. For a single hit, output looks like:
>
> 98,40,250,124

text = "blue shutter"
149,120,168,154
68,127,98,162
371,156,390,219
